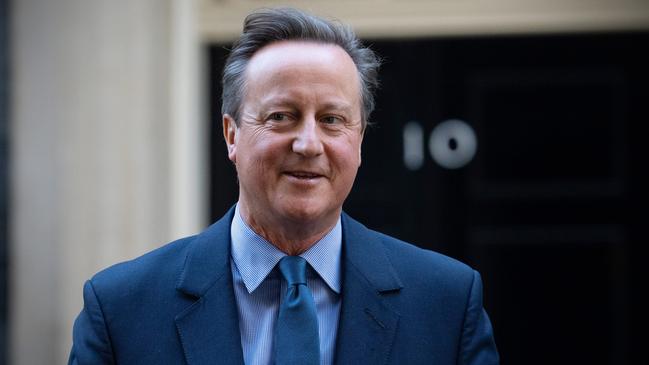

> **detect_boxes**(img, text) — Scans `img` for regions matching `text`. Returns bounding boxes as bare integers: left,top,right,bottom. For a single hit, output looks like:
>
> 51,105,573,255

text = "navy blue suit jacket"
70,207,499,364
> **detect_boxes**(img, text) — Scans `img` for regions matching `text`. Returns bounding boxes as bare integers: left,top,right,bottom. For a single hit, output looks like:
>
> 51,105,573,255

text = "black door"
208,32,649,365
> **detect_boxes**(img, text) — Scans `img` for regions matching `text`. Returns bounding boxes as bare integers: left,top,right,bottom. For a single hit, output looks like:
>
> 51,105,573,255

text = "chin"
280,201,334,223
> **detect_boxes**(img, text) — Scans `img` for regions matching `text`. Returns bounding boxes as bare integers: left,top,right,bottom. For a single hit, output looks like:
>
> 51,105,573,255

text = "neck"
238,205,339,255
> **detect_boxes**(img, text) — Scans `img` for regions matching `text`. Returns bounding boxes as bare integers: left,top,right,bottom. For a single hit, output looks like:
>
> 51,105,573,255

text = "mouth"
283,171,325,180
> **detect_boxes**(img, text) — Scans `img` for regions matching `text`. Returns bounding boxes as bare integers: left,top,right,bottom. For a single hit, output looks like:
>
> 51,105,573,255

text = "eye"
321,115,342,125
268,112,288,122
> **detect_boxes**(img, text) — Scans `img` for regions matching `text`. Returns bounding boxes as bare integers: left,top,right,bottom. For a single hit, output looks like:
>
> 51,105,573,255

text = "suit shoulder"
372,229,476,286
372,229,471,270
89,235,196,292
342,213,475,283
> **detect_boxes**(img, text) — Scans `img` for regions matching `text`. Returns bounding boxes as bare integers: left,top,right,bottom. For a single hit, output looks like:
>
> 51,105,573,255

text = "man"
69,7,499,365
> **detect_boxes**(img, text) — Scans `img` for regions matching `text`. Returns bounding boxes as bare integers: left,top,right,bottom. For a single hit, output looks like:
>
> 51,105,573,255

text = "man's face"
223,41,364,227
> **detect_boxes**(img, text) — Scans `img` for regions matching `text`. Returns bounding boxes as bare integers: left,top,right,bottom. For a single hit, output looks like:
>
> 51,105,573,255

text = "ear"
223,114,238,163
357,129,365,167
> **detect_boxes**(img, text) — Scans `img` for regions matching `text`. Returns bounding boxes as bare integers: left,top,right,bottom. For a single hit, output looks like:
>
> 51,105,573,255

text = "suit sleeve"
68,280,115,365
458,270,500,365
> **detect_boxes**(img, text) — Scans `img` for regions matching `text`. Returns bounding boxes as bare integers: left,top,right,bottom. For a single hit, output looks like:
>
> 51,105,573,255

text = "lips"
284,171,324,179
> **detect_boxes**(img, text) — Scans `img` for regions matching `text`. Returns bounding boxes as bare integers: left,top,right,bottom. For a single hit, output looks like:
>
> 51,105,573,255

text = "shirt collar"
230,203,342,294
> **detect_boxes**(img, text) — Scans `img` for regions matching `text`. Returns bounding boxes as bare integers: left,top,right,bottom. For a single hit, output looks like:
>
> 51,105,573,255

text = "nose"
292,118,324,157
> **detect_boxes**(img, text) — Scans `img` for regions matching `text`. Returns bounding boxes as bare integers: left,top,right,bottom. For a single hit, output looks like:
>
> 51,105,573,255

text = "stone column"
10,0,205,363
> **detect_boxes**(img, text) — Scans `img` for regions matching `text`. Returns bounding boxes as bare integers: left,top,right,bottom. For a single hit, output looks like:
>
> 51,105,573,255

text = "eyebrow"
256,97,356,114
257,96,299,110
319,102,354,114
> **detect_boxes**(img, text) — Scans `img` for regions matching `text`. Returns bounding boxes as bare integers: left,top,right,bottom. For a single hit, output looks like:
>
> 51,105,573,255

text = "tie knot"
278,256,308,286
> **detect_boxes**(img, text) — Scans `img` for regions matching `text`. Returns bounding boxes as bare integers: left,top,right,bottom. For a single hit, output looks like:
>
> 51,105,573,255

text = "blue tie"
274,256,320,365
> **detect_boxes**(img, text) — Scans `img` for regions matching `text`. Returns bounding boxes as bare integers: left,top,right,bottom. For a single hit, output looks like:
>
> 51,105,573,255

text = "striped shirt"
230,204,342,365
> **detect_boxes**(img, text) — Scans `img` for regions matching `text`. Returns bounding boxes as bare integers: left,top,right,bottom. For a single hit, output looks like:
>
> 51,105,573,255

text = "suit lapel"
174,207,244,365
335,214,403,365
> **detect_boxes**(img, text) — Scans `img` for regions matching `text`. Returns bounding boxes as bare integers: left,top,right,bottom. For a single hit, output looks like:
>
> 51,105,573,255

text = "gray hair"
221,7,381,128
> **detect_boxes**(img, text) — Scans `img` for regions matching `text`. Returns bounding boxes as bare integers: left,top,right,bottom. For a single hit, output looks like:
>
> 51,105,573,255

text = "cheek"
241,134,287,171
331,139,363,175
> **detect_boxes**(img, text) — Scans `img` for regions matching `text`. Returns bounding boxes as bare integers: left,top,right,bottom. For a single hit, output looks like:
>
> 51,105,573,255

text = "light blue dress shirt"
230,204,342,365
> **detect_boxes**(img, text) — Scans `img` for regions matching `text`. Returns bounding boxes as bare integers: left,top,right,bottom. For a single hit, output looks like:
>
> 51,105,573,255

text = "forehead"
248,40,355,69
244,41,360,93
